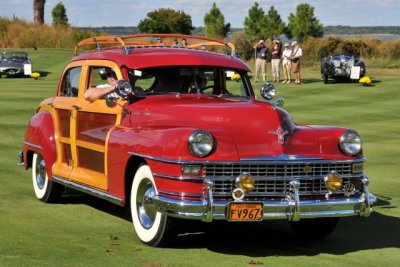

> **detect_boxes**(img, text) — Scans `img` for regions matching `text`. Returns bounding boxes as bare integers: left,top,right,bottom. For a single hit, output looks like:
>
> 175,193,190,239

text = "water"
324,34,400,41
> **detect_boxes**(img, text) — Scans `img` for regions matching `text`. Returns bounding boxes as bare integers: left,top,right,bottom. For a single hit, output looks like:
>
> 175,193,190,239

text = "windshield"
2,51,28,59
127,66,251,98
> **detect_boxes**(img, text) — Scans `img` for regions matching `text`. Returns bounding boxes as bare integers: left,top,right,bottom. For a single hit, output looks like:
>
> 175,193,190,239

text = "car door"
52,60,124,191
68,61,124,190
51,61,83,182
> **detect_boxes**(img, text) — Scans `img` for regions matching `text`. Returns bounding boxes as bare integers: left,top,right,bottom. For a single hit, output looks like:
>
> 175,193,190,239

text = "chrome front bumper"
152,177,376,222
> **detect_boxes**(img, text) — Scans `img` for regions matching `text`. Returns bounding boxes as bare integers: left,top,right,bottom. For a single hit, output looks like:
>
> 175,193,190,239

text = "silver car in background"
0,51,31,78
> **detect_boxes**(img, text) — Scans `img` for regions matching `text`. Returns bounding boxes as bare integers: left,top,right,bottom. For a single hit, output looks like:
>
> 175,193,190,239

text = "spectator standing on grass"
271,39,282,82
290,41,303,84
281,42,292,83
253,40,269,82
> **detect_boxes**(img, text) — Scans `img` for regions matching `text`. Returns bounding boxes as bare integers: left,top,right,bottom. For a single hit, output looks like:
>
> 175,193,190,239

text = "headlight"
188,130,215,157
340,130,362,156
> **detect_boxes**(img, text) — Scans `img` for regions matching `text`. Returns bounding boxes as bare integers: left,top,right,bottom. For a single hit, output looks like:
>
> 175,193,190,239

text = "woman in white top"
281,43,292,83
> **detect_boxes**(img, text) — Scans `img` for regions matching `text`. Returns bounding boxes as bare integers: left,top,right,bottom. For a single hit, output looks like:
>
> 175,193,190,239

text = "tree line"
31,1,323,42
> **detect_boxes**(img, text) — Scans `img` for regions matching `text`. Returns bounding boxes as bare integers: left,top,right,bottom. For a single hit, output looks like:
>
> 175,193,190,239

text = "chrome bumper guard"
152,177,376,222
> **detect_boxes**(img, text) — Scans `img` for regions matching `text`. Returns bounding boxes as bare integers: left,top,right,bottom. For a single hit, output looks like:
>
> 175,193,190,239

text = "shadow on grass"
0,71,51,78
299,78,321,84
58,192,399,256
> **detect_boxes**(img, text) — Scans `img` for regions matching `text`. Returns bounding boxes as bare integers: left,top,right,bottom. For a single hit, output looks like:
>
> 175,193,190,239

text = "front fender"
23,111,56,179
106,126,239,199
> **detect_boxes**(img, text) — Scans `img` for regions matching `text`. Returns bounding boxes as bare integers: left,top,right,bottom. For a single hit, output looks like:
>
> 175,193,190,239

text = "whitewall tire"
32,153,63,203
130,164,173,246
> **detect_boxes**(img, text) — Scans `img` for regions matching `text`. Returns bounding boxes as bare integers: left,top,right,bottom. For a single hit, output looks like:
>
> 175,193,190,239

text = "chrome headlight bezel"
339,130,362,156
187,130,215,158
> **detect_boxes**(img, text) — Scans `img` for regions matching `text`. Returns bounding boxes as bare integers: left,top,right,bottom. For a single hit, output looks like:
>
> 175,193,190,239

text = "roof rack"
74,34,236,57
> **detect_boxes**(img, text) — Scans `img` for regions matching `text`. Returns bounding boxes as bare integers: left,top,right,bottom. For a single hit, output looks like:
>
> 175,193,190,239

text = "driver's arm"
84,85,116,102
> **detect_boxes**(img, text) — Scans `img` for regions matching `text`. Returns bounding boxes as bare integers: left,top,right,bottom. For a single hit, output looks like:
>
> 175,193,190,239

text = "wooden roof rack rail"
74,34,236,57
74,36,128,56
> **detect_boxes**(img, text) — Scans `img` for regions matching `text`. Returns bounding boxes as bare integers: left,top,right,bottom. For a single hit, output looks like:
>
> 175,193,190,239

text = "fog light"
324,171,343,192
236,173,255,192
182,164,202,176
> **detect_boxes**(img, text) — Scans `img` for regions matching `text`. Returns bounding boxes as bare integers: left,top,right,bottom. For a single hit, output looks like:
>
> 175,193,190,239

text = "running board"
52,175,124,205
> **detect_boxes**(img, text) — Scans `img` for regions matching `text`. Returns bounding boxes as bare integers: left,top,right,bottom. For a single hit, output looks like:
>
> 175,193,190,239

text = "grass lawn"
0,48,399,266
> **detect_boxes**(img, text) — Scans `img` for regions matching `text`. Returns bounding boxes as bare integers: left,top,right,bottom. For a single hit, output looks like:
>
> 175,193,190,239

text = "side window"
60,67,81,97
88,66,110,88
224,70,247,97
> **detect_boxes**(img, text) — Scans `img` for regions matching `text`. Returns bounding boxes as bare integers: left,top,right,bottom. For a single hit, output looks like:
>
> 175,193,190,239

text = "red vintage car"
20,34,376,247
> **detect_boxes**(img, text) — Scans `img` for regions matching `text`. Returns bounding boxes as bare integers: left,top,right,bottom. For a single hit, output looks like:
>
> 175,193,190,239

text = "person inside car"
84,68,118,101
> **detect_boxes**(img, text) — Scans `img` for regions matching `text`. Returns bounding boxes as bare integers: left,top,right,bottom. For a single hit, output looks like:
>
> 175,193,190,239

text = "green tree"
33,0,46,24
286,3,323,41
138,8,194,34
264,6,286,40
52,2,68,27
203,2,230,38
244,2,266,41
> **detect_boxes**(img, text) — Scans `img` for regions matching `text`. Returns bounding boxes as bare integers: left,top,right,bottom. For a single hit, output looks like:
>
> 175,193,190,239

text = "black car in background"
0,51,31,78
321,53,366,83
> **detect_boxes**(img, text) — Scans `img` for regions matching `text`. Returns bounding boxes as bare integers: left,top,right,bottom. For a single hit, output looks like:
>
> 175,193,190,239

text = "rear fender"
23,111,56,180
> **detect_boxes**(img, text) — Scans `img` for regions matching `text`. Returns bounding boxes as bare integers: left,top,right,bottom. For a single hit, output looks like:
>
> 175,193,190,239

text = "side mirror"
115,79,133,99
260,82,276,100
115,79,146,100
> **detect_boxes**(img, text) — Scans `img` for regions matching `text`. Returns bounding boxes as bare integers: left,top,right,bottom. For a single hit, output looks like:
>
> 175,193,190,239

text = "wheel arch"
124,155,147,207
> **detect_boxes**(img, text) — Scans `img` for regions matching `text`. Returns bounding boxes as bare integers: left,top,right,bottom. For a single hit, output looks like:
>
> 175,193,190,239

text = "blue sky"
2,0,399,28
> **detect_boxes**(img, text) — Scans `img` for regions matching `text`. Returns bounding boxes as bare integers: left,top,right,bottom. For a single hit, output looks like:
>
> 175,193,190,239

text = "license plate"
227,203,263,221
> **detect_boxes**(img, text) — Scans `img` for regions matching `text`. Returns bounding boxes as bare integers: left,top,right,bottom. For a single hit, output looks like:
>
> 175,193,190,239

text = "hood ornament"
268,126,288,144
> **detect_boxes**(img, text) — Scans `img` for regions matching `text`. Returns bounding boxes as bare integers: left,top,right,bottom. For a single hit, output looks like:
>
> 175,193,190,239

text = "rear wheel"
130,164,174,247
32,153,63,203
289,217,339,239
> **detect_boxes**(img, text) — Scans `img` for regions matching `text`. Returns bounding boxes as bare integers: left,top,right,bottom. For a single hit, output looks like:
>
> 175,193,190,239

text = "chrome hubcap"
35,154,46,189
136,178,157,229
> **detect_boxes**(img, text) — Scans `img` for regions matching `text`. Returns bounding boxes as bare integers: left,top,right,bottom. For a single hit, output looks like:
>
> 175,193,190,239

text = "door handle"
72,104,81,110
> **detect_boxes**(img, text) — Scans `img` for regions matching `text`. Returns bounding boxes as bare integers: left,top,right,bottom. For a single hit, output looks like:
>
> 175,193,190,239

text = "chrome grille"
205,162,353,177
205,162,357,196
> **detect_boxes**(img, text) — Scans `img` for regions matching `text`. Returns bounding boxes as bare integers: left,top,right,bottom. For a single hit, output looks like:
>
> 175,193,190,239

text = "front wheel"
130,164,174,247
289,217,339,239
32,152,63,203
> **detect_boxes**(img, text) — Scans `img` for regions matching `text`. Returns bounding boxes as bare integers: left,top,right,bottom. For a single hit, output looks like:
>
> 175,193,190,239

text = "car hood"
125,94,321,159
